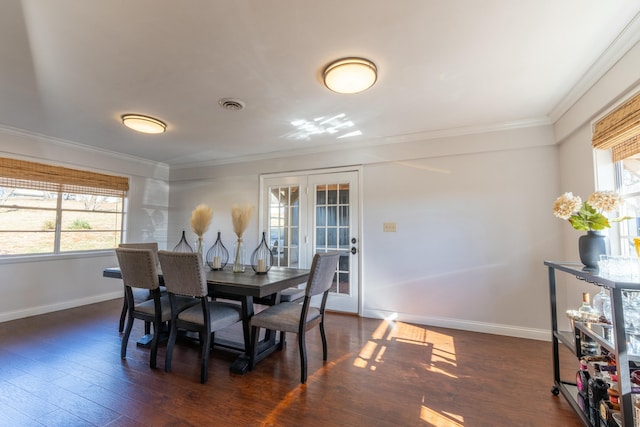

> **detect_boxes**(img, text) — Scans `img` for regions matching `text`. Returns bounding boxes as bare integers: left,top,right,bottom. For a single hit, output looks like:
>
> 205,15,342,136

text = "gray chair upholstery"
158,250,248,384
279,286,305,302
250,251,340,383
116,247,197,369
117,242,162,333
119,242,160,266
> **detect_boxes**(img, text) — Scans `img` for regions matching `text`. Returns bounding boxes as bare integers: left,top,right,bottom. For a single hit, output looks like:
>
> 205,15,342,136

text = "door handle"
351,247,357,255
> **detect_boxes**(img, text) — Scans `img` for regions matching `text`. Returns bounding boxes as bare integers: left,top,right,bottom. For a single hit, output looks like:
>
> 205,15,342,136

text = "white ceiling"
1,1,640,167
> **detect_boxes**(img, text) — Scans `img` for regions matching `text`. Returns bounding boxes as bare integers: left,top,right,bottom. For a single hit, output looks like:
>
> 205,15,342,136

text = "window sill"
0,250,115,265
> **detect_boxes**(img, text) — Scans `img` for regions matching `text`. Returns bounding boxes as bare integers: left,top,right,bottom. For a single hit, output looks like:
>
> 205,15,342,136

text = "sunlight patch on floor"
355,318,457,373
420,405,464,427
354,340,387,370
354,317,465,425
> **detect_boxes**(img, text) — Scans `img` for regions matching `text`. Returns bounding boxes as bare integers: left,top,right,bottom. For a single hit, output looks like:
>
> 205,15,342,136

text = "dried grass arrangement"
231,204,254,272
190,204,213,254
231,204,253,239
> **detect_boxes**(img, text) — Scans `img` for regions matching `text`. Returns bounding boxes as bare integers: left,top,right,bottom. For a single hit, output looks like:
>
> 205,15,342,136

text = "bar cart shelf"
546,261,640,427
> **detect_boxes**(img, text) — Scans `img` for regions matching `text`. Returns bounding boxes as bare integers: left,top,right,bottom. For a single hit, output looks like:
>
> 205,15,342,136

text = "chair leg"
279,331,286,350
298,330,307,384
149,320,161,369
320,320,328,360
121,314,134,359
165,321,178,372
200,331,212,384
144,321,151,335
119,299,128,332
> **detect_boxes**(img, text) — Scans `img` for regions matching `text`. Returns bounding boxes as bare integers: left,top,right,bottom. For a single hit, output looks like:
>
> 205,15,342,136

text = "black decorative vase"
206,231,229,270
578,231,607,270
173,230,194,253
251,232,273,274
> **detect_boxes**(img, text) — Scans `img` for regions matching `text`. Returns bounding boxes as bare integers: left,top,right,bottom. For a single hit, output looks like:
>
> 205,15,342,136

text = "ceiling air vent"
218,98,245,111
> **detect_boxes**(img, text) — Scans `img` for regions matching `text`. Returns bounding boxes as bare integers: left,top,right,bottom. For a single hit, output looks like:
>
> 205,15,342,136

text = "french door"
260,168,360,313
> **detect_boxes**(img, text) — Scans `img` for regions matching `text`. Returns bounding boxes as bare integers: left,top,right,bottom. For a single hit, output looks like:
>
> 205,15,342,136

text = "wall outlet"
383,222,397,232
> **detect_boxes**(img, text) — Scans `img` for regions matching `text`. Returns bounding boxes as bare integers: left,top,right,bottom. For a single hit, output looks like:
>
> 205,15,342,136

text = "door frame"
258,166,363,315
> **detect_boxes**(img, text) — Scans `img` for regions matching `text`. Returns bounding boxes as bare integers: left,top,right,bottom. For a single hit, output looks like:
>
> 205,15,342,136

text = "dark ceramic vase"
578,230,608,269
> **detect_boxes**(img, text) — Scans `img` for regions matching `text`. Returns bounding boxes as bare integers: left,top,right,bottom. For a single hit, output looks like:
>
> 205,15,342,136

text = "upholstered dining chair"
116,247,197,369
117,242,160,333
157,250,247,384
249,251,340,384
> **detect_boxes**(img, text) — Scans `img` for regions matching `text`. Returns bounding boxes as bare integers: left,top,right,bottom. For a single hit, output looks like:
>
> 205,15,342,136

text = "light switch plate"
383,222,397,232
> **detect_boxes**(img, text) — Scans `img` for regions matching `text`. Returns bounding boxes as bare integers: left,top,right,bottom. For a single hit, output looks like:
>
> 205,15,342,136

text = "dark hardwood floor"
0,299,583,426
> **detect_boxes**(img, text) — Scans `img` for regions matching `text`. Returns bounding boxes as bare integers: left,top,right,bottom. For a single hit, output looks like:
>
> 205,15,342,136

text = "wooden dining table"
103,265,310,374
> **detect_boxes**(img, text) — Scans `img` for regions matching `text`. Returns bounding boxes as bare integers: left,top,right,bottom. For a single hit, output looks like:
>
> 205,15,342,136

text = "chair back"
158,251,208,297
119,242,159,267
115,248,160,290
305,252,340,297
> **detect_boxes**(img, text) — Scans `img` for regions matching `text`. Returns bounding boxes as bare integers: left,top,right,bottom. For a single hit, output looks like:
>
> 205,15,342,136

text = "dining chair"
249,251,340,384
117,242,160,333
116,247,197,369
279,286,305,302
158,250,247,384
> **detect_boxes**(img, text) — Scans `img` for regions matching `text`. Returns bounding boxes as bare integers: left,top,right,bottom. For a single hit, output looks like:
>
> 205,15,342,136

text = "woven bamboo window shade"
0,157,129,197
592,92,640,162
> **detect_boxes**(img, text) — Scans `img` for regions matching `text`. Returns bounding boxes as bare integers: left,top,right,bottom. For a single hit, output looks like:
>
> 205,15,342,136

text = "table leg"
229,293,284,374
136,334,154,346
230,296,254,374
136,322,168,347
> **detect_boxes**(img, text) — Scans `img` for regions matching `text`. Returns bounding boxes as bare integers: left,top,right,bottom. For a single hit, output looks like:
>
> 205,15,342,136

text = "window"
593,91,640,256
0,157,128,256
615,156,640,256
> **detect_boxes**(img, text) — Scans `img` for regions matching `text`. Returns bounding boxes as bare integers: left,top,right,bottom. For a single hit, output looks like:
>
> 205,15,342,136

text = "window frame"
613,157,640,257
0,157,128,259
0,189,125,257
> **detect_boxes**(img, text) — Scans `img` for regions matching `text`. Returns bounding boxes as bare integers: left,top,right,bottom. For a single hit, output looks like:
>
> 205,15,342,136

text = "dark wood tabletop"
103,265,309,298
204,266,309,297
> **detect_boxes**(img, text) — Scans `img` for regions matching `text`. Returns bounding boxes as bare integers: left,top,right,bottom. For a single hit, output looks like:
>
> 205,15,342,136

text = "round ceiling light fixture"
121,114,166,134
323,57,377,94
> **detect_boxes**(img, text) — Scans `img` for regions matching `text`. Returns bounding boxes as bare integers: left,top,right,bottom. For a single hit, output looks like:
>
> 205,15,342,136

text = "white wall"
167,175,261,258
167,125,560,340
362,145,560,336
0,128,170,322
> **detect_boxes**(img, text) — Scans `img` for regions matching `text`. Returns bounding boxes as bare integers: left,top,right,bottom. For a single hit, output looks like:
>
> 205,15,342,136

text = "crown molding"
0,124,169,172
549,11,640,124
372,117,551,146
170,117,552,170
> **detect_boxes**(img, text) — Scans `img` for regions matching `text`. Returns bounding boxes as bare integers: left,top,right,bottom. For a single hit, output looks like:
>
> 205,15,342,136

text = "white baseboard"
0,291,122,323
361,308,551,342
2,296,552,342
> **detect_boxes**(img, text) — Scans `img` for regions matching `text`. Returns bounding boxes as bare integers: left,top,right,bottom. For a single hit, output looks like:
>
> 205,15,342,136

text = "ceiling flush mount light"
323,57,377,94
121,114,166,134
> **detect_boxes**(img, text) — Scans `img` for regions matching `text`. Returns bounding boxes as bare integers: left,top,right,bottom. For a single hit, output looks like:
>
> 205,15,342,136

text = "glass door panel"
308,173,359,313
267,184,300,268
262,170,360,313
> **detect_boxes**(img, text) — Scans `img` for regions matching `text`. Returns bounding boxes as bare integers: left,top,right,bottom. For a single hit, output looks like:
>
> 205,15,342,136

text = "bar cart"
546,261,640,427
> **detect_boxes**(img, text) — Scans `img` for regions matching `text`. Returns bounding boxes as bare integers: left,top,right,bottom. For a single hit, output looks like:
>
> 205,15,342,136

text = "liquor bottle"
579,292,596,315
